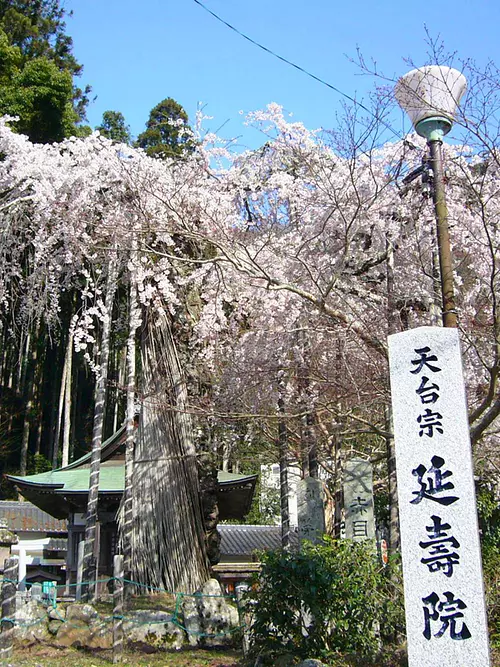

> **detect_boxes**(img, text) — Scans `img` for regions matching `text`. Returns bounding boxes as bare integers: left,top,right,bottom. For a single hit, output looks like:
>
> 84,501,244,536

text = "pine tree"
0,1,90,142
136,97,194,158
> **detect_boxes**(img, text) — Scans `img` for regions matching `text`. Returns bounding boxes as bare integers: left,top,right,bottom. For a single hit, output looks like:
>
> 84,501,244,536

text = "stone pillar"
17,548,26,592
297,477,325,545
0,520,18,570
343,459,376,542
388,326,490,667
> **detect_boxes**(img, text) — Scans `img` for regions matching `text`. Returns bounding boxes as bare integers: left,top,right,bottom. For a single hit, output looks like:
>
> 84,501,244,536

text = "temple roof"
6,426,257,520
219,524,299,557
0,500,67,533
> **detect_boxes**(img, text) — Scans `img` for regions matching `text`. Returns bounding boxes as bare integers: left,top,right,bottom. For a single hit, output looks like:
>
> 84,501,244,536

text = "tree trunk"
120,275,140,592
53,317,77,468
386,237,400,553
20,329,38,478
82,259,118,600
128,305,210,593
278,373,290,549
62,326,75,467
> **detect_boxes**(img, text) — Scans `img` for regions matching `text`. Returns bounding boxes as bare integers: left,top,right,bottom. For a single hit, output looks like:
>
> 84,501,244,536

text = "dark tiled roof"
44,538,67,552
219,524,298,557
0,501,67,533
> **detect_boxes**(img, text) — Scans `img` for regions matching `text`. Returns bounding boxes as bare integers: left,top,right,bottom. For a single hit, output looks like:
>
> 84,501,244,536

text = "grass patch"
6,644,245,666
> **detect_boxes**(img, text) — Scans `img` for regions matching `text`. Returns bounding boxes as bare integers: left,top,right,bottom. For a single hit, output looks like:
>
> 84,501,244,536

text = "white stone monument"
388,326,490,667
297,477,325,545
343,459,376,541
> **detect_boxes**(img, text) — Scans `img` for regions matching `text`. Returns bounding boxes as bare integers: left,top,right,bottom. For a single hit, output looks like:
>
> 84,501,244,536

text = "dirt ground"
3,642,499,667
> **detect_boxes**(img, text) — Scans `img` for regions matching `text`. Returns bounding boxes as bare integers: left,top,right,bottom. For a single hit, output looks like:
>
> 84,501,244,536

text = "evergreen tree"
0,1,90,142
96,110,131,144
136,97,193,158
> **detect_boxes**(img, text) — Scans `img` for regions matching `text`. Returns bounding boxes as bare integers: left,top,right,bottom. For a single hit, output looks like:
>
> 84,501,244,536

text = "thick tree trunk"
128,306,210,593
82,260,118,600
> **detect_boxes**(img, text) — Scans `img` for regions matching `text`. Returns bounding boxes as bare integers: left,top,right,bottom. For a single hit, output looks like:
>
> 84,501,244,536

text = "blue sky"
65,0,500,150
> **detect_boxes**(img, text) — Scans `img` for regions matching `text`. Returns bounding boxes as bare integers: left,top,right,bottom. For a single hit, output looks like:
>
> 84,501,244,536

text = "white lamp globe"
395,66,467,139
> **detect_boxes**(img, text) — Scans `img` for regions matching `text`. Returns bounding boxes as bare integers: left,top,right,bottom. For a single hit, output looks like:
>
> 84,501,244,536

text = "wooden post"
112,554,124,664
0,557,18,659
76,539,84,601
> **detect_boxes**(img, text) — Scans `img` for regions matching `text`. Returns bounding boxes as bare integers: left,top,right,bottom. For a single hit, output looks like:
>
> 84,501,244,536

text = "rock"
181,578,239,648
13,600,50,645
296,660,328,667
56,620,92,647
48,606,66,621
124,610,185,650
87,619,114,649
48,619,64,635
65,603,98,624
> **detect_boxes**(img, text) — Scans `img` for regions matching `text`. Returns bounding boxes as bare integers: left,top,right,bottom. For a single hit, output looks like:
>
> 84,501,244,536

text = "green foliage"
96,110,131,144
248,538,404,663
477,485,500,647
27,451,51,474
0,0,81,74
0,1,89,142
244,479,280,525
136,97,194,158
0,54,77,141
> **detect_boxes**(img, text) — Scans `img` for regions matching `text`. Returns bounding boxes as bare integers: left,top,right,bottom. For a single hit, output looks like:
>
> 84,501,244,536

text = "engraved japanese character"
422,591,471,641
417,409,444,437
416,376,440,404
352,520,368,538
411,347,442,375
411,456,459,506
419,515,460,577
350,496,369,515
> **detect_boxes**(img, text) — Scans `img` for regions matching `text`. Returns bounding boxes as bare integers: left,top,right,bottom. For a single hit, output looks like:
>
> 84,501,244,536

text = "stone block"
56,619,91,647
124,610,184,650
65,602,98,624
181,578,239,648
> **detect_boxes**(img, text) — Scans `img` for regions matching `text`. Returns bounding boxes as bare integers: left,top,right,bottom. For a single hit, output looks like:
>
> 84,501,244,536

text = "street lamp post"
395,66,467,328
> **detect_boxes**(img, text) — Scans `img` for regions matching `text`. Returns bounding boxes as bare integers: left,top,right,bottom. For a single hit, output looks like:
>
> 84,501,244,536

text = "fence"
0,555,248,663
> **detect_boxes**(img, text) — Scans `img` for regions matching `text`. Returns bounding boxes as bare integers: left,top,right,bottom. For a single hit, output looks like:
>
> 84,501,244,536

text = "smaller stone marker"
235,582,251,657
297,477,325,545
0,557,18,659
0,519,17,567
388,326,490,667
343,459,375,541
31,583,42,601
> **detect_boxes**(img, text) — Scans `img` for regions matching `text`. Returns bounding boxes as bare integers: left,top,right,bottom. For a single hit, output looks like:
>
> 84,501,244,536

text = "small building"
214,524,299,592
7,426,257,588
0,501,67,588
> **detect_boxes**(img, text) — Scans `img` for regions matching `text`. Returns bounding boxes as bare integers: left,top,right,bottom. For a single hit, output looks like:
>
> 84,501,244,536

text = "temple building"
6,426,257,588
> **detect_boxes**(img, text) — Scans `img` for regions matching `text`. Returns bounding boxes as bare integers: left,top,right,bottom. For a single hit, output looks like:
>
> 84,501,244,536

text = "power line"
192,0,405,142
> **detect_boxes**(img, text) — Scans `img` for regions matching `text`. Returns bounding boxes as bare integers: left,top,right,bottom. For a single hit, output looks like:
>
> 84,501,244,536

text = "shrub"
247,537,404,663
477,486,500,648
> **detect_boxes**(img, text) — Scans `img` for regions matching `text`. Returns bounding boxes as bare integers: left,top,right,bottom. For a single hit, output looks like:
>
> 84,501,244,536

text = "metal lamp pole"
395,66,467,328
424,121,457,328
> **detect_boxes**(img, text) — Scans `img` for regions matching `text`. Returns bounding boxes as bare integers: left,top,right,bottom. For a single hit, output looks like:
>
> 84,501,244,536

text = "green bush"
477,486,500,648
247,538,404,663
